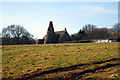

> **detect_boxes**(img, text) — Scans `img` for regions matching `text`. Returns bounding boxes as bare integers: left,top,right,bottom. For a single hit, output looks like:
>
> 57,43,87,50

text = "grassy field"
2,42,120,80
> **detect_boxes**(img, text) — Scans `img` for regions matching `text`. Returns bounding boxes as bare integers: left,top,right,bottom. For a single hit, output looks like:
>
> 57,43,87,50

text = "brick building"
44,21,71,44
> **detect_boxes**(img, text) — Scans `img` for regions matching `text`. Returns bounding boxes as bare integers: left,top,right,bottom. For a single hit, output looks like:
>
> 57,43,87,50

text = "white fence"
94,39,116,43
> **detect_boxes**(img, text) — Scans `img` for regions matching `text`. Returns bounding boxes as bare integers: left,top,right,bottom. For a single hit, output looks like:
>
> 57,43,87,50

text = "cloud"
81,5,117,14
43,4,118,17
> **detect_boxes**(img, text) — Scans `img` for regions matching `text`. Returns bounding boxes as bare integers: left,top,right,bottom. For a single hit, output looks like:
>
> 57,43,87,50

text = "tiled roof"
55,30,65,37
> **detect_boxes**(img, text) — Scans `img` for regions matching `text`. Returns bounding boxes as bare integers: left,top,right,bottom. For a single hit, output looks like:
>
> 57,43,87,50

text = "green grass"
2,42,120,79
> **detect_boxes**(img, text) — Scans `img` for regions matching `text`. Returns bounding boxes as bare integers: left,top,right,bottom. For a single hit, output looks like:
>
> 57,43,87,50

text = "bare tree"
82,24,97,39
112,23,120,38
93,28,109,39
2,24,34,45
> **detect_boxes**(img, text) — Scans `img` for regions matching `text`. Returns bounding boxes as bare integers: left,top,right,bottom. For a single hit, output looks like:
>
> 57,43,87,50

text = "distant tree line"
1,23,120,45
1,24,35,45
71,23,120,40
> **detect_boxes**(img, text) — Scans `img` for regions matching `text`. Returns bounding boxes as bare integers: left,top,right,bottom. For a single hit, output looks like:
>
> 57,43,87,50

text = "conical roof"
44,21,55,44
47,21,54,33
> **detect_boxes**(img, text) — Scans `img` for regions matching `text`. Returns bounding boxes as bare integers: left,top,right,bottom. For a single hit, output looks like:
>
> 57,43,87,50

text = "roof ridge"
55,30,65,32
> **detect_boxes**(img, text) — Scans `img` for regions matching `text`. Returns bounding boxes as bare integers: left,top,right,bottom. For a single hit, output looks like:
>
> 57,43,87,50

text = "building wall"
36,39,44,44
58,32,71,43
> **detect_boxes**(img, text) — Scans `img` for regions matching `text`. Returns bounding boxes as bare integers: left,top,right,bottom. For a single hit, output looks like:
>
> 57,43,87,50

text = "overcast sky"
1,2,118,39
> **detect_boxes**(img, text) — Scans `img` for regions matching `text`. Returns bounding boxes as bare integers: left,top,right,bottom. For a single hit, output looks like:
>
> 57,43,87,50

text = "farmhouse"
44,21,71,44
